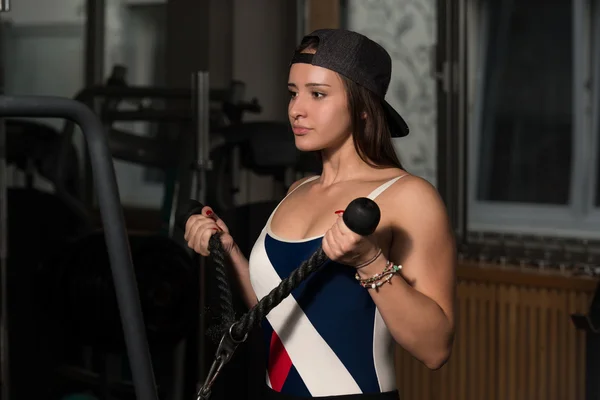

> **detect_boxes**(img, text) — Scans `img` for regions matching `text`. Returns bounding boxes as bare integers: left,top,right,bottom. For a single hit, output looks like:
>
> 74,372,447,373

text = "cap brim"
382,100,409,137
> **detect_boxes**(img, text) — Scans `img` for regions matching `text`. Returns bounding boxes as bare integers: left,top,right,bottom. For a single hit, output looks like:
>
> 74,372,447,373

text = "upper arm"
385,177,457,326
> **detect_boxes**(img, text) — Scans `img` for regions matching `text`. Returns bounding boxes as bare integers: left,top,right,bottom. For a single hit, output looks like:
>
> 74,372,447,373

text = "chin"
294,136,322,152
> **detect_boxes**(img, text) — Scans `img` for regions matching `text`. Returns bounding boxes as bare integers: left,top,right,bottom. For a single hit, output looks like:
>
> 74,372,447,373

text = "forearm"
357,257,454,369
227,244,258,309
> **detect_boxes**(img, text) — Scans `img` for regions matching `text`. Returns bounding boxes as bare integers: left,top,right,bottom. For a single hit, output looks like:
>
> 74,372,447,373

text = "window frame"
467,0,600,239
587,0,600,220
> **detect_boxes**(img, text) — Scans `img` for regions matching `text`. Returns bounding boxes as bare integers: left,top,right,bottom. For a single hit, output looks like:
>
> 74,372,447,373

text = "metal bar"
0,95,159,400
571,0,593,218
102,109,192,122
82,0,105,212
588,0,600,324
85,0,105,86
436,0,458,231
436,0,469,244
195,72,212,183
0,8,10,399
192,71,211,389
0,118,8,400
457,0,469,246
76,85,193,100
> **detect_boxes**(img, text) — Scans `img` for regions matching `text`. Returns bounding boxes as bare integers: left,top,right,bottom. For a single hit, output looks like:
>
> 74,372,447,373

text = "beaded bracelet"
355,260,402,290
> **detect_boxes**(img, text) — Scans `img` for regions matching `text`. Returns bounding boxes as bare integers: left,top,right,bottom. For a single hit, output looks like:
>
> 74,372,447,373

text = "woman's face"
287,61,353,152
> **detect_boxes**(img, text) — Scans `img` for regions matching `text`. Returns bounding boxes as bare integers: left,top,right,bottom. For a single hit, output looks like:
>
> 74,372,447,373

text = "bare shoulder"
379,174,452,235
286,175,319,195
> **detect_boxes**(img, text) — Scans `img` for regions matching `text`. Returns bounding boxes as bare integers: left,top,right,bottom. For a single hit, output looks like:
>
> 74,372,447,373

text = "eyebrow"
288,82,331,88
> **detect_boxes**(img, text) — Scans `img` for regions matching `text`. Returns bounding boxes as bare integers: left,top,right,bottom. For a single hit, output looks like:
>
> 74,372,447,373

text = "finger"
195,225,219,256
330,220,345,246
202,206,227,232
186,215,214,240
202,206,219,229
325,226,342,257
184,215,204,240
185,215,201,241
188,223,217,256
185,214,212,237
202,206,215,218
321,231,333,259
337,215,363,246
185,217,217,249
329,224,345,254
215,218,229,233
336,212,353,236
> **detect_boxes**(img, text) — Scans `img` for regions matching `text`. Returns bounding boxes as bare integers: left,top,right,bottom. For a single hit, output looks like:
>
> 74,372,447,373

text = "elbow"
421,331,454,370
422,347,452,370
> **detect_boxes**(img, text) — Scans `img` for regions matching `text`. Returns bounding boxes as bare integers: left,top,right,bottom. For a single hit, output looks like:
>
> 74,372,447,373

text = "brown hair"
295,37,404,170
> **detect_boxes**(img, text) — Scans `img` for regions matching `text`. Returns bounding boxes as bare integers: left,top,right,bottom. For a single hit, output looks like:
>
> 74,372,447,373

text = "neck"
318,135,372,186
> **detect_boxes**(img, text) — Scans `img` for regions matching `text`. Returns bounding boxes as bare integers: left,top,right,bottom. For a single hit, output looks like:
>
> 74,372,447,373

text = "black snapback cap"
291,28,409,138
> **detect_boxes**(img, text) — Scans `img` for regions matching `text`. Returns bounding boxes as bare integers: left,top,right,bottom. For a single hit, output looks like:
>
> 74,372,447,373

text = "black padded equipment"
52,232,197,353
207,121,321,213
5,119,80,196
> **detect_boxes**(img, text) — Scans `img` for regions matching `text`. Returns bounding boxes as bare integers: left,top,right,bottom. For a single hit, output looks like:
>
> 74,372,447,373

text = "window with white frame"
468,0,600,239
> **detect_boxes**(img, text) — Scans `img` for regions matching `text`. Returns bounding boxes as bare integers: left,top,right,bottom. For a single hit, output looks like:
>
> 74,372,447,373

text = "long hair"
295,37,404,170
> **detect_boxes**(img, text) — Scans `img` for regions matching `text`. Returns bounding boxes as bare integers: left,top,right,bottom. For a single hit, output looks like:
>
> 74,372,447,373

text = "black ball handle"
343,197,381,236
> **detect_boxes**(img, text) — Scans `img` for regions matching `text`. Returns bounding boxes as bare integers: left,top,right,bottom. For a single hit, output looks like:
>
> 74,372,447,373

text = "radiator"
394,264,596,400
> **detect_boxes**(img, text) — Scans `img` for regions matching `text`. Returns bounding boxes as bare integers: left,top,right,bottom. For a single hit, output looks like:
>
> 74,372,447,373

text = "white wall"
3,0,85,24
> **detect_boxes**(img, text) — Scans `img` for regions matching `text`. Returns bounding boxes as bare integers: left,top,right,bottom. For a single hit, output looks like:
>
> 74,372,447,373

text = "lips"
292,126,311,135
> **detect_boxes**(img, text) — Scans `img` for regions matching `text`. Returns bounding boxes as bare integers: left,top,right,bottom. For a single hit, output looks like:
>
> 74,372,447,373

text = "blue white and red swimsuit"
249,175,407,399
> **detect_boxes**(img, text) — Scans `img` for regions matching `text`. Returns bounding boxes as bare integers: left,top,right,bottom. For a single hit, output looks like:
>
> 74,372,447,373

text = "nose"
288,96,307,120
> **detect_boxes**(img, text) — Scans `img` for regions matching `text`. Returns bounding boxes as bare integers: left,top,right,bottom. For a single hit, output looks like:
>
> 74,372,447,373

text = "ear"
361,111,368,120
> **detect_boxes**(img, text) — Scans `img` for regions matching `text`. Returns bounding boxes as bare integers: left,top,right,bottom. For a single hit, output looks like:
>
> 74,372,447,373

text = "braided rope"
205,234,236,341
231,246,328,340
205,233,328,342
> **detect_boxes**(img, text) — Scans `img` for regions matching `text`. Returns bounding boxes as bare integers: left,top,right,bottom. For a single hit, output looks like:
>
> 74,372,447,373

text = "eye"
289,90,298,99
312,92,326,99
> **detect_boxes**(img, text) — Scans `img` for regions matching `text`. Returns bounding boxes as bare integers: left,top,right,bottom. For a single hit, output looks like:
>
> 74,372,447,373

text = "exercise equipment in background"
0,95,160,400
1,60,319,400
54,67,319,220
50,232,197,354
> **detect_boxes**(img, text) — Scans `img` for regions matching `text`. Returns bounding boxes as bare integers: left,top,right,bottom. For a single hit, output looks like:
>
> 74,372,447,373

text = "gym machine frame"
0,2,168,391
0,95,160,400
0,69,212,400
1,3,12,400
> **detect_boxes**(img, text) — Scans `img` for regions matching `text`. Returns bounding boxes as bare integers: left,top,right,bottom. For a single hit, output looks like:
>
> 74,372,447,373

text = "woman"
185,29,456,400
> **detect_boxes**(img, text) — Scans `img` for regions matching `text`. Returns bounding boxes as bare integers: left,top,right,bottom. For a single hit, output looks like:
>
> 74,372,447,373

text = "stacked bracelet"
355,259,402,290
